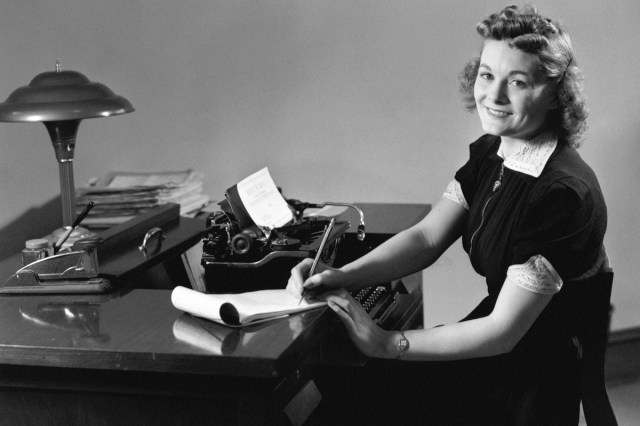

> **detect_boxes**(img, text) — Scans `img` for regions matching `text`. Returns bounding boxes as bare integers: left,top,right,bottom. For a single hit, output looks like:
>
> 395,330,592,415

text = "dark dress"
456,134,606,294
314,134,607,426
450,133,608,425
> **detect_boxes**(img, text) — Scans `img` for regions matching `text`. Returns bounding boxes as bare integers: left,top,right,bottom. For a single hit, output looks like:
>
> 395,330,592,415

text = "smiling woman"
287,5,609,425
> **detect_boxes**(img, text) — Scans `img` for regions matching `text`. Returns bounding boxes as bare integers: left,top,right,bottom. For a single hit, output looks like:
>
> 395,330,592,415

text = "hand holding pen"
298,217,335,305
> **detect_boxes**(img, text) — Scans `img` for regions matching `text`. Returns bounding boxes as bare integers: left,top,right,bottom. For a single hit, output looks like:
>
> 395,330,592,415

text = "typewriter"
201,195,366,293
200,196,418,329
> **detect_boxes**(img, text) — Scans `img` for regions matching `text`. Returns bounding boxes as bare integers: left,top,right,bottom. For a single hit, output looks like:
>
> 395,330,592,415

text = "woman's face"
474,40,557,142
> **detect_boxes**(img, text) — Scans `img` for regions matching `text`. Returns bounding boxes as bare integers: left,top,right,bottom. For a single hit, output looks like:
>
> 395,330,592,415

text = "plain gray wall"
1,1,638,330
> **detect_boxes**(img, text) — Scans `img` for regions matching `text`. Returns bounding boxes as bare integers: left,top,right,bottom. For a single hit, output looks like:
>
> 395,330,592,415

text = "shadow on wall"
0,197,61,261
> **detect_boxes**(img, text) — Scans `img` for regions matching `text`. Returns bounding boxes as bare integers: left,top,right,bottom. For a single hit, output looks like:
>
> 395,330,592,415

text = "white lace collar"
497,132,558,178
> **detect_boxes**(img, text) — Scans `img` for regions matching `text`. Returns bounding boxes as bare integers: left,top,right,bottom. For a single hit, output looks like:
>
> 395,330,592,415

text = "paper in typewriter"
171,286,326,327
236,167,293,229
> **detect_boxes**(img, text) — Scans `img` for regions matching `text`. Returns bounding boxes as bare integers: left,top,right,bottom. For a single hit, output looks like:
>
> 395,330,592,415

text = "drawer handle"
139,227,166,255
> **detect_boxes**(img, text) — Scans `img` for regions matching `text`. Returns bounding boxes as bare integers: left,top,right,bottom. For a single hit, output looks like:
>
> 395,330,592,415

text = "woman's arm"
339,198,467,290
326,274,554,360
287,198,467,296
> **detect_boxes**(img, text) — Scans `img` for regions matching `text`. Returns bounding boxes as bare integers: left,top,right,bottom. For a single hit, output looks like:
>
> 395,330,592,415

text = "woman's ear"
546,86,560,110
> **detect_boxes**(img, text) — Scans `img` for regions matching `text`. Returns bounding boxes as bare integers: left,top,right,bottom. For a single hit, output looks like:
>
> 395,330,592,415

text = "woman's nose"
487,81,509,104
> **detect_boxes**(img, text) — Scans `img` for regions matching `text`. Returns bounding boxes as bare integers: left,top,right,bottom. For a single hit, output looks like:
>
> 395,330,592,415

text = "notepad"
171,286,327,327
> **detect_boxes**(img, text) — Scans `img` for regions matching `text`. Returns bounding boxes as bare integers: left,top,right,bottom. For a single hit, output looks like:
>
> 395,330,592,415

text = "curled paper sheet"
170,286,326,327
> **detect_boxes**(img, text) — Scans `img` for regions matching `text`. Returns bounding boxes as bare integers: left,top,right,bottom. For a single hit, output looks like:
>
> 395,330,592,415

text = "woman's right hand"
286,258,346,300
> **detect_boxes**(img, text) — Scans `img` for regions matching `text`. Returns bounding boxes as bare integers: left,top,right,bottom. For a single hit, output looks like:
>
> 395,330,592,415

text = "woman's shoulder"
534,144,605,206
544,144,600,186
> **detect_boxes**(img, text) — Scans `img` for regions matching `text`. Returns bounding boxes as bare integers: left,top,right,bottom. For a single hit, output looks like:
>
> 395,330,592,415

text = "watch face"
397,333,409,358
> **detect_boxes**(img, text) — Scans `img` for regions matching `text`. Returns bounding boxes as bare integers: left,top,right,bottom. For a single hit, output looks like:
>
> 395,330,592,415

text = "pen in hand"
54,201,95,253
299,217,335,305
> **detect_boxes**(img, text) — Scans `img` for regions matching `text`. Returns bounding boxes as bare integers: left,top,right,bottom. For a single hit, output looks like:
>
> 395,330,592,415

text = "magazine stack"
76,170,210,228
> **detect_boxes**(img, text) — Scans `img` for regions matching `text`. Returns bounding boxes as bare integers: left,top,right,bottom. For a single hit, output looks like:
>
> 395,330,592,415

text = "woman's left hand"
323,289,396,359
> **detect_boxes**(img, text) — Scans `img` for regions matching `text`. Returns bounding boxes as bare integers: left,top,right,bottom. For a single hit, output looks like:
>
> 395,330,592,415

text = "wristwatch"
396,331,410,359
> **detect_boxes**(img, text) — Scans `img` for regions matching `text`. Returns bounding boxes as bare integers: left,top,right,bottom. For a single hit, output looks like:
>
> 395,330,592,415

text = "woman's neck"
499,128,552,158
498,137,526,159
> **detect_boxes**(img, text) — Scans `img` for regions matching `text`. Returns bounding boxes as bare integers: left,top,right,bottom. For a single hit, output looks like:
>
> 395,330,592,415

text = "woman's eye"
479,72,493,81
509,79,527,89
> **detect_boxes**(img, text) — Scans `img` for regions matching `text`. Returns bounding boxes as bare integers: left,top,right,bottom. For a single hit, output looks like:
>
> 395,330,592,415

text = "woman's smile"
484,106,512,118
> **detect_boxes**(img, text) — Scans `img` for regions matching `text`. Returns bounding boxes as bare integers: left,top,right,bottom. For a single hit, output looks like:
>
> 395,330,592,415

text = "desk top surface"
0,288,331,379
0,203,429,380
342,202,428,236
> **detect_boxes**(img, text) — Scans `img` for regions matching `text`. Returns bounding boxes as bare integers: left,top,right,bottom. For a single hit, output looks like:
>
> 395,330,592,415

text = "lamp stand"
44,120,80,227
43,119,91,246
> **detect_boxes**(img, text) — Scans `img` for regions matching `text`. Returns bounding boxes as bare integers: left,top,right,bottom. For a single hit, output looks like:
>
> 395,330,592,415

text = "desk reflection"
19,301,110,344
173,314,243,355
173,312,308,356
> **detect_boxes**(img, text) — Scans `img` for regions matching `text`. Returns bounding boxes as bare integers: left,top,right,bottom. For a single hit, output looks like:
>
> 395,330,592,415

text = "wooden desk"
0,289,334,425
0,278,422,425
0,203,429,425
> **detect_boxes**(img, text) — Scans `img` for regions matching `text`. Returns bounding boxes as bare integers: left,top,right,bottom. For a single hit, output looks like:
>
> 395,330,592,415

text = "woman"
288,5,608,425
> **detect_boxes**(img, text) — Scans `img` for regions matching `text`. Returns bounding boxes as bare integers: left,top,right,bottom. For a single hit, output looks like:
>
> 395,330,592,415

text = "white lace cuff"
507,255,563,295
442,179,469,210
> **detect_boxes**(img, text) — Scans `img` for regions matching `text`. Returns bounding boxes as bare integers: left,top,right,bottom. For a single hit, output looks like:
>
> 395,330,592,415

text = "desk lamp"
0,61,134,238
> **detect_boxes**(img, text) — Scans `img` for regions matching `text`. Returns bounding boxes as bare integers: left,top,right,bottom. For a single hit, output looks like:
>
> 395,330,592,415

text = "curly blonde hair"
459,5,588,148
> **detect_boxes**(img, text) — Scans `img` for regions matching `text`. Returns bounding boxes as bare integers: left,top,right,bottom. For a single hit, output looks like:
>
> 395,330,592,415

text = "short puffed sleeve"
442,179,469,210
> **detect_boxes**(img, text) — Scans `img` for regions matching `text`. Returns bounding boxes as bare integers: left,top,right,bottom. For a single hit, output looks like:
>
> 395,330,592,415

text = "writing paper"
171,286,326,327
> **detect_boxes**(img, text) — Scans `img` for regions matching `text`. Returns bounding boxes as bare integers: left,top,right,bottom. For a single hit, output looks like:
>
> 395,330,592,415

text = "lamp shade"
0,62,134,229
0,66,134,122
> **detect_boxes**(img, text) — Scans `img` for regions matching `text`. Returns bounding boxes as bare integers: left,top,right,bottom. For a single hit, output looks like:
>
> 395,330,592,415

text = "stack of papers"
76,170,210,228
